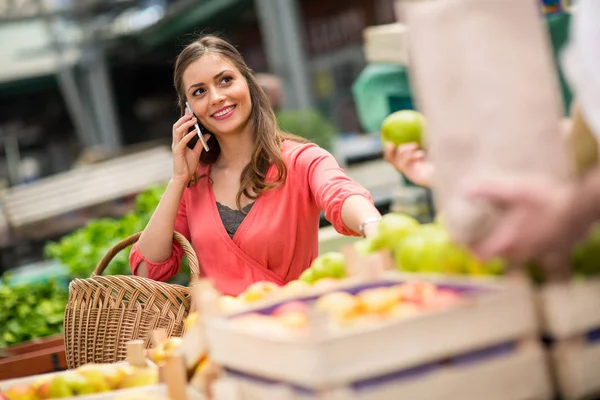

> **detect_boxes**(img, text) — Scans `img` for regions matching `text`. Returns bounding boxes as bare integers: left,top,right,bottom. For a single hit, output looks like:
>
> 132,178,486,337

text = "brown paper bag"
403,0,572,245
568,102,599,176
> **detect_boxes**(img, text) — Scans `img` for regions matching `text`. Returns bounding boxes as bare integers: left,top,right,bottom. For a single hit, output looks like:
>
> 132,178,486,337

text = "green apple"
370,213,420,251
311,252,346,279
394,224,461,274
380,110,425,147
299,267,317,283
354,238,375,256
48,373,81,398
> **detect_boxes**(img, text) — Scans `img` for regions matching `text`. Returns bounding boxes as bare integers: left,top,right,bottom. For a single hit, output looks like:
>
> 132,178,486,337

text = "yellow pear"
75,364,111,393
119,367,158,389
218,295,245,313
3,383,38,400
184,312,199,331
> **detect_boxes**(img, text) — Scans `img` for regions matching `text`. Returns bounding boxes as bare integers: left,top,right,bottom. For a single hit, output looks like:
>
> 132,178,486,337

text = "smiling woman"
129,35,382,296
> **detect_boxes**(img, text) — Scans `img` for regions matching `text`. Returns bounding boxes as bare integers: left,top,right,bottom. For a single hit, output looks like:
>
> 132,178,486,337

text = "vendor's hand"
171,111,211,185
468,179,590,266
383,142,434,187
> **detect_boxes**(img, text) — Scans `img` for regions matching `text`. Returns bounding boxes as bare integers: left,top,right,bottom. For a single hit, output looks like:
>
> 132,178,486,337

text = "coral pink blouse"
130,141,373,296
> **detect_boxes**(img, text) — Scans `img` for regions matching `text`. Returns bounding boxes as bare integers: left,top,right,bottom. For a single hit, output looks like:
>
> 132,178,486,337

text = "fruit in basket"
380,110,425,147
311,252,346,280
3,384,37,400
239,281,280,302
370,213,420,251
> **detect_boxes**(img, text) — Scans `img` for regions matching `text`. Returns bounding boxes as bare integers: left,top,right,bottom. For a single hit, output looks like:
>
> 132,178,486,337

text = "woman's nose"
209,87,226,105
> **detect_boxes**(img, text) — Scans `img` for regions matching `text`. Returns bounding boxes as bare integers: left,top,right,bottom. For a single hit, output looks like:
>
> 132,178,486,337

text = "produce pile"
0,362,158,399
0,278,67,348
378,109,600,281
228,281,463,336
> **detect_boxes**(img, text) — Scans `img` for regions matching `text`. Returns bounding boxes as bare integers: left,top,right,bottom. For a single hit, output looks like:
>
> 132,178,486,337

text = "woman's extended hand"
383,142,434,187
171,112,211,184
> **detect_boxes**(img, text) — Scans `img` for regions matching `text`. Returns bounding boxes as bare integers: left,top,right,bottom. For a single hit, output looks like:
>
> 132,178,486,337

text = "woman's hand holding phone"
171,111,211,185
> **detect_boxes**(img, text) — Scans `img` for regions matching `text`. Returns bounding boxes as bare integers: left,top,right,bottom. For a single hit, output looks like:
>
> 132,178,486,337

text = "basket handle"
92,231,201,277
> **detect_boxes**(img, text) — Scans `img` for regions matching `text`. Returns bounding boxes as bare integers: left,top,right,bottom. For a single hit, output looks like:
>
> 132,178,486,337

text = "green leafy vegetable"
0,277,68,348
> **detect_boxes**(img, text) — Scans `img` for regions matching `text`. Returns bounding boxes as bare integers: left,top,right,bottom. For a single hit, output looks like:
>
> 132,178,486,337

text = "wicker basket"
64,231,200,369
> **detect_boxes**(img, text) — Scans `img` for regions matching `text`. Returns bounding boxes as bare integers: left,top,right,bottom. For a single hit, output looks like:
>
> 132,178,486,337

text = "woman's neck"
214,128,255,170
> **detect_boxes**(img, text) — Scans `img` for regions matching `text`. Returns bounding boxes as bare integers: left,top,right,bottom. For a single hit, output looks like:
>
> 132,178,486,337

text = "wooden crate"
535,277,600,399
363,23,410,66
536,277,600,339
213,342,552,400
552,337,600,400
205,274,537,388
0,335,67,380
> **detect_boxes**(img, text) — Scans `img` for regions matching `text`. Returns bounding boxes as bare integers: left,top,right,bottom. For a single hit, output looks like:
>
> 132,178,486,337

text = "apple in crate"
311,252,346,280
419,289,462,310
218,295,245,313
148,336,183,365
119,367,159,390
281,280,312,296
239,281,280,302
315,291,360,321
3,383,37,400
391,281,438,303
312,277,340,291
358,287,400,314
273,301,310,330
370,213,420,251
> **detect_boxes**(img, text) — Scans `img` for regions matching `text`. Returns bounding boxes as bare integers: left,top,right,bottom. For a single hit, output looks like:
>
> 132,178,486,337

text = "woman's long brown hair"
173,35,306,210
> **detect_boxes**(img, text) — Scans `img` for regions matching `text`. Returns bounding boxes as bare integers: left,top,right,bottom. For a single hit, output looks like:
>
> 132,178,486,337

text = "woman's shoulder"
281,140,330,165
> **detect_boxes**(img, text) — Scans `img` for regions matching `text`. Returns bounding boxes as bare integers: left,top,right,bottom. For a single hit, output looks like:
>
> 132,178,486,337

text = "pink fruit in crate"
420,290,462,311
389,303,421,320
273,301,309,317
3,384,37,400
276,312,309,330
315,291,359,319
239,281,280,302
358,287,400,314
393,281,438,304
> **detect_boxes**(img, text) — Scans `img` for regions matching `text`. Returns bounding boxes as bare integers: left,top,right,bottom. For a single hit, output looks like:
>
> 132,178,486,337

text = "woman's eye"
221,76,233,84
193,88,205,96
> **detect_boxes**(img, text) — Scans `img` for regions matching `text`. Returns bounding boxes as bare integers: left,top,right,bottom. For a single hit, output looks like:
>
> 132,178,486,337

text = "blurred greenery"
44,184,191,285
0,276,67,348
276,109,337,151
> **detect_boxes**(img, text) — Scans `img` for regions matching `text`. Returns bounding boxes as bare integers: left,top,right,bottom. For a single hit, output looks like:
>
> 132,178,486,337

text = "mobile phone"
185,102,210,152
